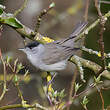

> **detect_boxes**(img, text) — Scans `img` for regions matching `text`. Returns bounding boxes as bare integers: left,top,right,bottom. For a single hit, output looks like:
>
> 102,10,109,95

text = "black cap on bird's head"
25,41,40,49
19,41,40,52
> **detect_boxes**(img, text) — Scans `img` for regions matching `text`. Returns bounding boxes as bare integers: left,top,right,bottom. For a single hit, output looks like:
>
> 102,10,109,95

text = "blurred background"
0,0,110,110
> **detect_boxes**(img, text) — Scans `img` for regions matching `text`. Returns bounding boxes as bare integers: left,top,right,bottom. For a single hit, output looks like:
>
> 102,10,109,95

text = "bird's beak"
18,48,25,52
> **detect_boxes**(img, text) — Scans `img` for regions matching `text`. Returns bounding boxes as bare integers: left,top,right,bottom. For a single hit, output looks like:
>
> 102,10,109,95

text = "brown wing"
42,43,76,65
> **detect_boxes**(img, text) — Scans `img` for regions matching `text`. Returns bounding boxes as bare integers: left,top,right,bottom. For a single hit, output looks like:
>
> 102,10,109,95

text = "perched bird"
20,22,87,71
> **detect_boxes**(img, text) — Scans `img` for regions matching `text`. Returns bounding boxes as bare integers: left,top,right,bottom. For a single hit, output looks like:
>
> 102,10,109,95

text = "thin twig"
97,17,106,74
47,72,56,87
46,72,53,106
84,106,88,110
101,86,110,90
35,2,55,33
84,0,90,21
15,82,24,102
94,0,102,16
41,0,83,31
0,103,48,110
0,7,110,79
0,25,2,39
0,51,7,101
62,83,95,109
94,0,106,74
100,0,110,4
1,9,110,45
99,90,104,110
7,59,19,89
81,46,110,59
66,70,77,110
75,83,95,98
14,0,28,17
75,11,110,42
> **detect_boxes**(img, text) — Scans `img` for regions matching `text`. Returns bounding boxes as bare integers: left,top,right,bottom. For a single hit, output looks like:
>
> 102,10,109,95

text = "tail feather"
69,21,88,38
54,22,88,44
58,21,88,44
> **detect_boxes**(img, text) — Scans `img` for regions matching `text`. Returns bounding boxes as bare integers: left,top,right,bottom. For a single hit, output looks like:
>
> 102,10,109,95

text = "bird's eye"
25,41,40,49
28,46,33,49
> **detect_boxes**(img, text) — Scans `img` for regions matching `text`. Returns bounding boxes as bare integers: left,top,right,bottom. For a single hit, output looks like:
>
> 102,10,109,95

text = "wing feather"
42,43,75,65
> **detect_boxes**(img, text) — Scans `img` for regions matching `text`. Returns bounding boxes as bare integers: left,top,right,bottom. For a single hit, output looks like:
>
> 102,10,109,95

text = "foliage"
0,0,110,110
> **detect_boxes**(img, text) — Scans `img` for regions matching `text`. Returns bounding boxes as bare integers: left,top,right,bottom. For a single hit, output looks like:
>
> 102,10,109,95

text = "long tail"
58,21,88,44
69,21,88,38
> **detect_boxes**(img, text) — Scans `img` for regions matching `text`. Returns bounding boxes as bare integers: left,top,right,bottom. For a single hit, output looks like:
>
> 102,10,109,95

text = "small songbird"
19,22,87,71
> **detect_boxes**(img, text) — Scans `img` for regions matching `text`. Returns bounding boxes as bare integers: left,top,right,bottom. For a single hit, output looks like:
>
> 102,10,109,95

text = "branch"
0,51,7,101
0,6,110,79
94,0,106,74
0,7,110,43
99,90,104,110
35,2,55,33
14,0,28,17
70,55,110,79
84,0,90,21
0,103,48,110
74,11,110,42
41,0,83,31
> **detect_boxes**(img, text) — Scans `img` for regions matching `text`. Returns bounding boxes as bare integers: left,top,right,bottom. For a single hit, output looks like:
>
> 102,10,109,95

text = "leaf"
94,75,103,84
4,18,23,28
82,96,89,105
75,83,82,93
49,2,55,8
17,63,24,72
58,89,66,98
81,96,89,109
13,75,19,83
6,56,12,64
0,8,3,15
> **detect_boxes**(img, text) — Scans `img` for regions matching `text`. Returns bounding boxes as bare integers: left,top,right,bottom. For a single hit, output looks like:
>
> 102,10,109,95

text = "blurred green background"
0,0,110,110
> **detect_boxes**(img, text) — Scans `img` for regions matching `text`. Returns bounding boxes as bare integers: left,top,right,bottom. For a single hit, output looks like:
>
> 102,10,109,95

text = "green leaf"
75,83,82,93
17,63,24,72
82,96,89,105
0,4,5,15
13,75,19,83
58,89,66,98
81,96,89,109
94,75,103,84
6,56,12,64
4,18,23,28
0,8,3,15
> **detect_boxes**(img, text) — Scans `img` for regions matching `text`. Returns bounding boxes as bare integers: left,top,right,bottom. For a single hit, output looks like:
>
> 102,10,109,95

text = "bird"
19,22,87,72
